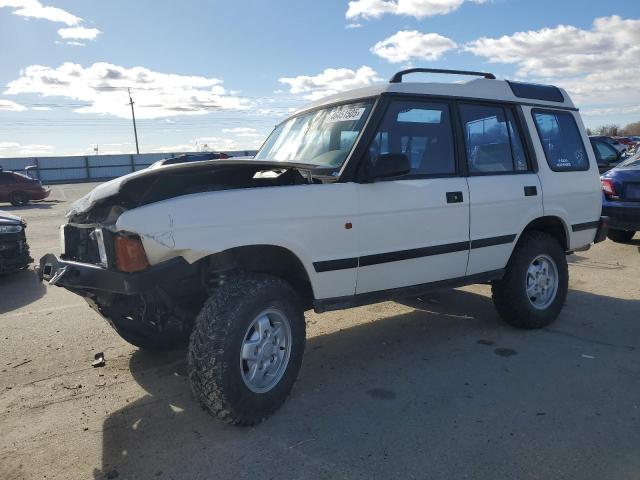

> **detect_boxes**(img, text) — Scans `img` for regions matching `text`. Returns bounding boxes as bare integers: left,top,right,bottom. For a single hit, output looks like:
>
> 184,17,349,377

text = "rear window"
508,81,564,103
532,110,589,172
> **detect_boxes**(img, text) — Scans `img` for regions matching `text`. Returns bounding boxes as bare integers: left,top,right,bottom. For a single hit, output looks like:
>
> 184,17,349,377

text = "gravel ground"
1,183,639,480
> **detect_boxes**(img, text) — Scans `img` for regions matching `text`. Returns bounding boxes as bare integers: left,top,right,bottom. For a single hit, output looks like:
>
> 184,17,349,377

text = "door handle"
446,191,463,203
524,186,537,196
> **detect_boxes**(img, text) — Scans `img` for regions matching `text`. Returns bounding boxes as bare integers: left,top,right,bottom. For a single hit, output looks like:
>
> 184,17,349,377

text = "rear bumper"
602,205,640,231
37,253,194,295
31,188,51,201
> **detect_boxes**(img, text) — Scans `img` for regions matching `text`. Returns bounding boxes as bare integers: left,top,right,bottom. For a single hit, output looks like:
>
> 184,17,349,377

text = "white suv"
39,68,607,425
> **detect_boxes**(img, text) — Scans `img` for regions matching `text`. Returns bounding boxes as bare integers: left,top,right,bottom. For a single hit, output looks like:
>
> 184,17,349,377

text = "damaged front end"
0,211,33,275
38,159,315,349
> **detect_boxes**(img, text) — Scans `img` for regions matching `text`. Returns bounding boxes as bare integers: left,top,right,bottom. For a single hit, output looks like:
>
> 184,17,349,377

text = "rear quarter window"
532,110,589,172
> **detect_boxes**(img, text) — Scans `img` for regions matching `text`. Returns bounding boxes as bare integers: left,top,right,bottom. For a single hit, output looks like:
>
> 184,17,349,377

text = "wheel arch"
200,244,315,310
519,215,570,251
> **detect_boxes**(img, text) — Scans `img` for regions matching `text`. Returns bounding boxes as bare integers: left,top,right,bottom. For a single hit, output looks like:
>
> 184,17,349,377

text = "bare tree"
623,121,640,136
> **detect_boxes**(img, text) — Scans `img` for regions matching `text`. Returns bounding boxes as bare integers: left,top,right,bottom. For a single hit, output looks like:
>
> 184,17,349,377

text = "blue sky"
0,0,639,157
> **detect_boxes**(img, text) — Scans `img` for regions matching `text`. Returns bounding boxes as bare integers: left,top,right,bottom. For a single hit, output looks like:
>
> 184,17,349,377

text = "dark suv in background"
0,211,32,274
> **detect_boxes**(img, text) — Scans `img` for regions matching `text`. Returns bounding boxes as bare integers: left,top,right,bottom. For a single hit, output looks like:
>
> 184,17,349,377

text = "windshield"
255,100,374,168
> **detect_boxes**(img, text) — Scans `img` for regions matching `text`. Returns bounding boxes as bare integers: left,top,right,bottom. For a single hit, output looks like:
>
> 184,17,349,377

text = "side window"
532,110,589,171
459,104,529,174
368,100,455,177
592,140,618,164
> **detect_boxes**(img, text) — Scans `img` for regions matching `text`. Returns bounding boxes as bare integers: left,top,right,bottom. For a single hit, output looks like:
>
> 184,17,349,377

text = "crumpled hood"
66,158,314,218
0,210,23,225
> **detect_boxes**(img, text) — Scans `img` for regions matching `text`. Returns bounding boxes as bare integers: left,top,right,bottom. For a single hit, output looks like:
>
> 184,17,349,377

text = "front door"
355,99,470,294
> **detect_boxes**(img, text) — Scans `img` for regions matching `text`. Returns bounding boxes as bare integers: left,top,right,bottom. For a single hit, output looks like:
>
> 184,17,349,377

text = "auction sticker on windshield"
326,107,366,123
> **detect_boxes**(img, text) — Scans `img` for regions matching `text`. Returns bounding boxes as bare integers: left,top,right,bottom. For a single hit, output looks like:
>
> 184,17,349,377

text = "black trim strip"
312,234,517,273
470,234,517,249
313,257,358,273
572,221,600,232
314,269,505,313
359,241,469,267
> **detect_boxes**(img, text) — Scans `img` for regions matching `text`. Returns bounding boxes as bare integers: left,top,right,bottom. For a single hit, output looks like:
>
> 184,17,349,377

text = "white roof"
300,78,575,113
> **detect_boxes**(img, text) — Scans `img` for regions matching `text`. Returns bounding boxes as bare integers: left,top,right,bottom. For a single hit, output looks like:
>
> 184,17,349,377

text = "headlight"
0,225,22,234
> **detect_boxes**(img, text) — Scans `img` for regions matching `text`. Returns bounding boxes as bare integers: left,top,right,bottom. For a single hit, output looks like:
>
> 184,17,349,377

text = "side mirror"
366,153,411,181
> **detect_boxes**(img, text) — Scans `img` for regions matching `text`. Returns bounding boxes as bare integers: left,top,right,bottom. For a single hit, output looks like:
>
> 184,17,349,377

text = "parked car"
590,137,624,173
600,152,640,242
0,168,50,206
613,136,637,148
590,135,628,153
0,210,32,274
38,68,606,425
148,152,230,169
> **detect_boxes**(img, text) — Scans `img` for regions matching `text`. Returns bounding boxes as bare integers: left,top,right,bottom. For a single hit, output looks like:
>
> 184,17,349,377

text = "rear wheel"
492,231,568,329
10,191,28,206
188,274,305,425
607,229,635,243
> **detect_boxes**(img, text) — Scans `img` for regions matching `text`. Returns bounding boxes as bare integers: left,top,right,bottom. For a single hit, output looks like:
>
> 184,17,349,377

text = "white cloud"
583,105,640,117
464,16,640,107
152,136,259,153
0,0,81,25
0,141,54,156
221,127,264,137
31,106,51,110
346,0,486,20
4,62,251,119
346,23,362,29
371,30,457,63
279,66,382,101
222,127,257,133
0,99,27,111
58,26,101,40
65,41,85,46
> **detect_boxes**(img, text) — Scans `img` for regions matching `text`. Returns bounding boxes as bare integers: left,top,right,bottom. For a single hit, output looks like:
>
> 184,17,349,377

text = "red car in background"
0,169,50,206
613,137,638,148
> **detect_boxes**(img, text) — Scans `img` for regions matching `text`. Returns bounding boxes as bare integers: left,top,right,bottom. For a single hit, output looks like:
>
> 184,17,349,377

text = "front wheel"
10,191,28,206
492,231,568,329
607,229,636,243
188,274,305,425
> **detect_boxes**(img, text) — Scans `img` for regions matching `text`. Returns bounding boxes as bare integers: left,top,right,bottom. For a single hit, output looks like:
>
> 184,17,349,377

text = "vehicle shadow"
0,268,46,314
0,201,60,211
94,287,640,480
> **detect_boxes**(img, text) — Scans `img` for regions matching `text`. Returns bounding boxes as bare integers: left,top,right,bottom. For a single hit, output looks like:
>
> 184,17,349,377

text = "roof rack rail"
389,68,496,83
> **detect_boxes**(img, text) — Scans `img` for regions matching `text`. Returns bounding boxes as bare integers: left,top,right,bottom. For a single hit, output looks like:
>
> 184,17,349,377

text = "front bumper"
0,232,32,274
37,253,194,295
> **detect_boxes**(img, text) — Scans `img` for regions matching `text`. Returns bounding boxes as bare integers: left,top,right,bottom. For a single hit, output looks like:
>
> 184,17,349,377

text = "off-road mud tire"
188,273,305,426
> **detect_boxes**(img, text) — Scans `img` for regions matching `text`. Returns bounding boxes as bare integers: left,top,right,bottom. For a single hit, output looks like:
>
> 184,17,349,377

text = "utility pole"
128,88,140,154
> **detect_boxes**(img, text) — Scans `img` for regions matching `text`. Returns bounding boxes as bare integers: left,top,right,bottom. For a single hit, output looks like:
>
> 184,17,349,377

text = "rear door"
355,98,470,294
458,103,543,275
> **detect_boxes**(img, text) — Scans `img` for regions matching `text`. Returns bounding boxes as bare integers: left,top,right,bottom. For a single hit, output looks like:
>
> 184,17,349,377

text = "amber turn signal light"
114,235,149,272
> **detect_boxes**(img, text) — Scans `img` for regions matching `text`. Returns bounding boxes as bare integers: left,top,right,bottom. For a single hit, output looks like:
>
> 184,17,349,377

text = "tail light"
114,235,149,272
601,179,618,199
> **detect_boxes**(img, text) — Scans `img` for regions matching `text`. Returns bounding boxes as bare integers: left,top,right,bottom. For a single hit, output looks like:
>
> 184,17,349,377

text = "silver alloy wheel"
526,254,559,310
240,308,292,393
